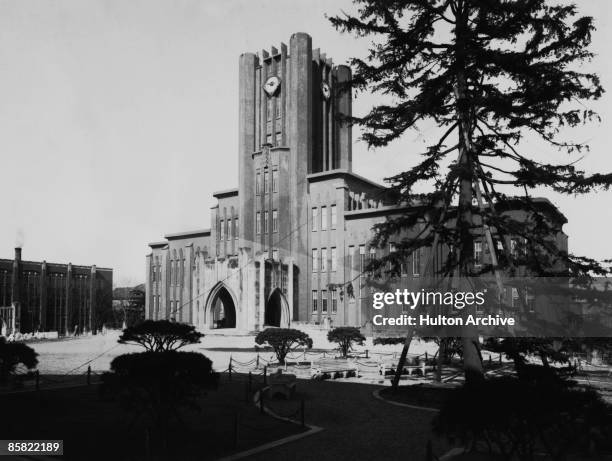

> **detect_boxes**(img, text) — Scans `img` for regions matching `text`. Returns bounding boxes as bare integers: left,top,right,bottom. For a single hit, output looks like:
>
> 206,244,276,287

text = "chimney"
14,247,22,262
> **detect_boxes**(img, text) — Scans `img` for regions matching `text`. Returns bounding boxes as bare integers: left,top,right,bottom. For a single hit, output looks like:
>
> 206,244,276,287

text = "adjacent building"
0,247,113,335
145,32,569,334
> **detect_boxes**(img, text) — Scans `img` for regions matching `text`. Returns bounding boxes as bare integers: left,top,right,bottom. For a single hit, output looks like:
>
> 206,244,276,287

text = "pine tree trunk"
454,5,484,385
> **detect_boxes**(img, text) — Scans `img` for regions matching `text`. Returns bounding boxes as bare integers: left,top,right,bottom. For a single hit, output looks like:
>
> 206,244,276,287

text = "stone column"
258,255,266,329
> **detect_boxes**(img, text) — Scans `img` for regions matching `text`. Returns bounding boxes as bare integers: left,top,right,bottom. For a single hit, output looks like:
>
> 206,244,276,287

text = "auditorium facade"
145,33,568,334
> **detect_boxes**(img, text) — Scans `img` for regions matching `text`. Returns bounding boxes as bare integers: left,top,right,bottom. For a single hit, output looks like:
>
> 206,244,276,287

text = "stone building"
0,247,113,335
145,32,569,334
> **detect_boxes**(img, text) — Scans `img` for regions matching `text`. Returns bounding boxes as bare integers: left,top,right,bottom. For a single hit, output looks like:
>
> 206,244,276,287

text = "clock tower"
237,32,352,325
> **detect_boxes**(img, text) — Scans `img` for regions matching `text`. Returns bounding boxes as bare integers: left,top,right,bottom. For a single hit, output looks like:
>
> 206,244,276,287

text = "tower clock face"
321,82,331,100
263,76,281,97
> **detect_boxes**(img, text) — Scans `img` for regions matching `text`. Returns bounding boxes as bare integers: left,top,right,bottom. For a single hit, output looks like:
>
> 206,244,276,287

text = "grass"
0,375,306,461
379,383,454,409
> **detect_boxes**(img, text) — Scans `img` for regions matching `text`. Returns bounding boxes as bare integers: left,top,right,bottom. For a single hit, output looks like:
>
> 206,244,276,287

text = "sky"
1,0,611,286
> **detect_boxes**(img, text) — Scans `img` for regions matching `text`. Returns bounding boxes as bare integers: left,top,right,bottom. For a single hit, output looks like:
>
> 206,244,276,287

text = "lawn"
0,376,306,461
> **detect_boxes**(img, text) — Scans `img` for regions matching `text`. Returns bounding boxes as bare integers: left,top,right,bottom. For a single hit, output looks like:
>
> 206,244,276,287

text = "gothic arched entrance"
205,284,236,329
264,289,290,328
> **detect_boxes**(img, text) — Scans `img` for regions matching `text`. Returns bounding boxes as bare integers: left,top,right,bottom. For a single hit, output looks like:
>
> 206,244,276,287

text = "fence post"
263,366,267,385
300,399,305,428
233,413,239,449
248,371,252,393
35,370,40,391
365,349,369,359
256,353,260,369
229,356,232,382
499,354,502,365
87,365,91,385
425,352,428,361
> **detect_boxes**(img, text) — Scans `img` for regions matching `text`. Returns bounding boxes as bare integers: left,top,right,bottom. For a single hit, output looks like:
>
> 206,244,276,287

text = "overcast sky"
2,0,611,286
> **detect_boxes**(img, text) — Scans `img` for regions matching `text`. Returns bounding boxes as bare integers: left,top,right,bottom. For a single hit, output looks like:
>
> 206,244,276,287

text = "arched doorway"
265,289,290,327
206,284,236,329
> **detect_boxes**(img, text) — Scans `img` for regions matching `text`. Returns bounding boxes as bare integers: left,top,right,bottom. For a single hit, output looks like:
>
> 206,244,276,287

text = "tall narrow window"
412,249,421,276
359,245,366,273
219,220,224,240
312,207,318,231
225,219,229,241
256,171,261,195
234,218,239,240
272,210,278,232
272,169,279,193
312,249,318,273
474,241,482,266
321,206,327,230
331,289,338,314
312,290,318,313
321,248,328,272
275,96,282,120
330,205,337,229
264,211,269,233
264,169,269,194
256,212,261,234
321,290,328,313
331,247,337,272
272,249,279,261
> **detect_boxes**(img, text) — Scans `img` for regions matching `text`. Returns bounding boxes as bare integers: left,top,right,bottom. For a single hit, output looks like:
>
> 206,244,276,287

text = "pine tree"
330,0,610,384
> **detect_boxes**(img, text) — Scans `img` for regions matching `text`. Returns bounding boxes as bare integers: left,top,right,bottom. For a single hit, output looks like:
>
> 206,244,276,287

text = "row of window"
256,169,279,195
473,237,526,266
311,205,337,231
219,217,239,241
312,247,337,273
256,210,279,234
311,289,338,314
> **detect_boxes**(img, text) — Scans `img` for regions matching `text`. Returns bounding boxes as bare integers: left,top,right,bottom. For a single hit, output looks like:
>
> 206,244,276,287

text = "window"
256,212,261,234
474,241,482,266
264,169,269,194
321,248,328,272
312,290,318,313
359,245,366,273
321,206,327,230
227,219,231,241
312,249,318,273
264,211,269,233
272,169,279,192
275,131,282,145
526,288,535,313
275,96,282,120
311,207,318,231
412,249,421,276
348,245,355,272
321,290,328,313
330,205,337,229
272,210,278,232
267,98,273,122
272,249,279,261
256,171,261,195
234,218,239,240
331,289,338,314
331,247,337,272
511,287,519,308
219,220,224,240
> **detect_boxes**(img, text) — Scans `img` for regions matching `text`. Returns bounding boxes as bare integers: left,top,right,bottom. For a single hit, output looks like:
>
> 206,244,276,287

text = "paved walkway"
249,379,449,461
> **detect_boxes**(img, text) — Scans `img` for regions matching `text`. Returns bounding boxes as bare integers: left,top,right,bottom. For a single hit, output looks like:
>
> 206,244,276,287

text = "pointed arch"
265,288,290,328
204,282,237,329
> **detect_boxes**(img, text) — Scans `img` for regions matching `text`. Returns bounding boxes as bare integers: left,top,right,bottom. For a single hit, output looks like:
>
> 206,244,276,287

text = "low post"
87,365,92,385
248,371,252,393
256,353,260,369
300,399,305,428
233,413,239,449
425,352,428,361
263,365,267,385
365,349,369,359
229,356,232,382
499,354,502,365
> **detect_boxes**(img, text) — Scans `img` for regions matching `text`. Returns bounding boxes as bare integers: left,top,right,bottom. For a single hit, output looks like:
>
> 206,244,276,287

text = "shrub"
118,320,204,352
0,337,38,385
372,336,406,346
101,351,218,450
254,328,312,365
328,327,366,358
433,375,612,459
